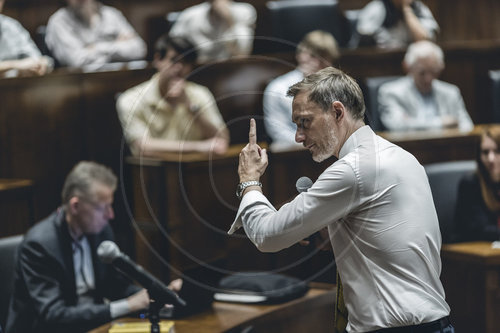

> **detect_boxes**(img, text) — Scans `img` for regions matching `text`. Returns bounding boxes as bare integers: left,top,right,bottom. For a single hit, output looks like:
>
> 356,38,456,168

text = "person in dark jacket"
455,126,500,242
6,161,150,333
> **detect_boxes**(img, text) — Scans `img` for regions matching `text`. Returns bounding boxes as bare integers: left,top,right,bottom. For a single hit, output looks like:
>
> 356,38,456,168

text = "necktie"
334,272,348,333
73,240,90,290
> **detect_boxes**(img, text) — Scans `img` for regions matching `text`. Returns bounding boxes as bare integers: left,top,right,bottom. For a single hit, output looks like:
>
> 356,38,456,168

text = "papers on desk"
213,292,268,303
108,320,174,333
492,241,500,249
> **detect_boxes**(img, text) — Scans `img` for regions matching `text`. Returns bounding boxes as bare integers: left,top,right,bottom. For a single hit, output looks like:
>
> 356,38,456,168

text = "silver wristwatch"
236,180,262,200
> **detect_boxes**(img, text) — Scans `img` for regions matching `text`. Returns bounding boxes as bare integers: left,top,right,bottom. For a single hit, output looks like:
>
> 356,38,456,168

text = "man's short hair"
404,40,444,69
61,161,117,205
154,34,198,64
287,67,366,121
297,30,340,65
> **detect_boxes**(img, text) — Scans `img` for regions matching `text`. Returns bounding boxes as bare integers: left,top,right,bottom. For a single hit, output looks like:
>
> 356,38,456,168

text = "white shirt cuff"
228,190,273,234
110,299,131,319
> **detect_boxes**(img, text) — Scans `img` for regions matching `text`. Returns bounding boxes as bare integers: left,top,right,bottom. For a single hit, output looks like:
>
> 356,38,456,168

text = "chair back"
0,235,23,329
266,0,351,52
424,161,477,243
489,70,500,123
363,76,401,131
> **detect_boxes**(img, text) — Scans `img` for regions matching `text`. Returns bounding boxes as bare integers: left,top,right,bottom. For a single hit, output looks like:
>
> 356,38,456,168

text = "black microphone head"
296,176,313,193
97,240,121,264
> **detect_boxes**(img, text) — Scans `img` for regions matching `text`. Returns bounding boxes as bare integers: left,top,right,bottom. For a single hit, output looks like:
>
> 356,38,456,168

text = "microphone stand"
147,298,163,333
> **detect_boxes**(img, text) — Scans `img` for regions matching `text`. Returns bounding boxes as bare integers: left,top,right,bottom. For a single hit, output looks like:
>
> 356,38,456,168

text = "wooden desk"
379,126,483,165
441,242,500,333
90,284,335,333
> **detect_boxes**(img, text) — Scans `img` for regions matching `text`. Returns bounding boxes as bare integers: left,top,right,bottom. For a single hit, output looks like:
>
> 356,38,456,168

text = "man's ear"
331,101,345,121
152,53,162,69
402,60,410,74
68,196,80,215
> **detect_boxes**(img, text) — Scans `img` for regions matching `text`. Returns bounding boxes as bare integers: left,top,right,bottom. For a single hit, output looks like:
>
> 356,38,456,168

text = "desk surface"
441,241,500,265
0,179,33,191
90,284,336,333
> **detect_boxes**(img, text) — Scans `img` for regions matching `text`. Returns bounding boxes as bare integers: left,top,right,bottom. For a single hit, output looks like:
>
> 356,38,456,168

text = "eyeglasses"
79,197,113,213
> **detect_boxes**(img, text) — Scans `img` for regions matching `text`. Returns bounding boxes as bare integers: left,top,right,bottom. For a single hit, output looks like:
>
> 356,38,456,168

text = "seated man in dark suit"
6,161,150,333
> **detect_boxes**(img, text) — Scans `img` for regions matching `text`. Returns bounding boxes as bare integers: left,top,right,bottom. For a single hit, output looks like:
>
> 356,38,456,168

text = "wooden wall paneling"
128,159,171,281
0,73,85,220
0,179,35,237
80,67,156,254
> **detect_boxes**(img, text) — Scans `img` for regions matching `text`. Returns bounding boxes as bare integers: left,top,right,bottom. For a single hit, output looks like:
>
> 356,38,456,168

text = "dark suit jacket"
454,173,500,242
5,209,140,333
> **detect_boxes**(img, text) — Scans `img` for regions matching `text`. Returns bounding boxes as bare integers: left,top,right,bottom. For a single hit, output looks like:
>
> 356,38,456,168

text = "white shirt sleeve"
229,161,357,252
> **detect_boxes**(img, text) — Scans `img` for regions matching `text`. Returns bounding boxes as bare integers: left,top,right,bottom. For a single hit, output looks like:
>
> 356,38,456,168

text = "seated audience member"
6,161,151,333
0,0,52,77
168,0,256,63
45,0,146,68
356,0,439,49
116,35,229,157
378,40,473,131
263,30,339,150
455,127,500,242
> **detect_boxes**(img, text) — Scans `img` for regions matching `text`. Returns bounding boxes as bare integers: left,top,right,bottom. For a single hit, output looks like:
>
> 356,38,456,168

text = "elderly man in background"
0,0,52,77
378,40,473,131
263,30,340,150
45,0,146,68
169,0,256,63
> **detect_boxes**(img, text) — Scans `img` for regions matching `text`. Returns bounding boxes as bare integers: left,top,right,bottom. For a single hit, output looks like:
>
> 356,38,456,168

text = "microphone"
97,240,186,307
296,176,313,193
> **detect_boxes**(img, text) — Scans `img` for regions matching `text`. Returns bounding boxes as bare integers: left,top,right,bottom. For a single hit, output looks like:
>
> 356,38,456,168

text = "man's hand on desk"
127,289,150,312
127,279,183,312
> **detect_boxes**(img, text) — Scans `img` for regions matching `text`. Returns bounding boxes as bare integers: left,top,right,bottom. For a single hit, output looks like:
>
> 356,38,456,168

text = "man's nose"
106,205,115,220
488,150,496,162
295,129,305,143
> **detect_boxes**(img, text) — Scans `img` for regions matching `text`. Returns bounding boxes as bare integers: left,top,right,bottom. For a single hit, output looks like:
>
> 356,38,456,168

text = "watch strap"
236,180,262,200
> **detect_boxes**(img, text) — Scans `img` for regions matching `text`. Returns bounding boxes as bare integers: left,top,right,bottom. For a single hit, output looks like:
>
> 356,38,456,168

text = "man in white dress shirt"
378,40,473,132
0,0,52,77
45,0,146,68
169,0,256,63
230,67,454,332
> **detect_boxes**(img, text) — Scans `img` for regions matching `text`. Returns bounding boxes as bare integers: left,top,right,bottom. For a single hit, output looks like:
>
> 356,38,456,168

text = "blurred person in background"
0,0,52,77
357,0,439,49
6,161,151,333
455,126,500,242
378,40,473,131
263,30,340,150
169,0,256,63
116,35,229,157
45,0,146,68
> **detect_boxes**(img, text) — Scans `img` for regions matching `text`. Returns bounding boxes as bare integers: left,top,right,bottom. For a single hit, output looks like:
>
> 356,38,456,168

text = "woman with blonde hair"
455,126,500,241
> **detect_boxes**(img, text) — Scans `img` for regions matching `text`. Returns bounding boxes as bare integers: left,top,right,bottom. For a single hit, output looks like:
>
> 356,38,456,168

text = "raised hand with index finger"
238,119,268,185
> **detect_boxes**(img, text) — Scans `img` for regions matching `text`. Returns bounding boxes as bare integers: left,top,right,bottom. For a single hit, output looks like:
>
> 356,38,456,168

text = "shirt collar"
338,125,373,159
